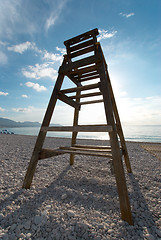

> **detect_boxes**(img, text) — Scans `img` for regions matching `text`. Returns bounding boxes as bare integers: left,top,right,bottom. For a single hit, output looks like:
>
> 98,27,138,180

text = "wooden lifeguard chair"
22,28,133,225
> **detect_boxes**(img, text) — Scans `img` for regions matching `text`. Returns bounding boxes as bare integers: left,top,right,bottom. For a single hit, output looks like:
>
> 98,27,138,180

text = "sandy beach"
0,134,161,240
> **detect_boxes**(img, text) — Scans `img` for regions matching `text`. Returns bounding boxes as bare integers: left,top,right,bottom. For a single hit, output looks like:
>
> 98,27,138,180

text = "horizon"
0,0,161,126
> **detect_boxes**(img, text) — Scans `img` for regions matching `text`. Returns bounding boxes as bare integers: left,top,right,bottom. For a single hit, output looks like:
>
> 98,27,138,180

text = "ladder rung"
74,144,112,149
59,55,100,74
41,124,113,132
79,71,99,78
60,146,111,153
70,46,95,59
70,39,94,53
55,148,112,158
78,75,100,82
60,82,100,94
70,91,102,99
68,65,98,76
80,99,104,105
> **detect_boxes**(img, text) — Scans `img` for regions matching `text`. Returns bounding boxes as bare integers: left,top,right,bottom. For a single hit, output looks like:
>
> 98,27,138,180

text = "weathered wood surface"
70,46,95,59
74,144,112,149
80,99,103,105
41,124,113,132
70,91,102,99
69,65,98,76
70,39,94,53
57,92,80,109
64,28,99,46
59,55,100,74
60,82,100,94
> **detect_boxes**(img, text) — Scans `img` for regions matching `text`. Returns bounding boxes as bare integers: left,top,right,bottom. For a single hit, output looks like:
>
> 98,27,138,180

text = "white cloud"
43,50,63,62
8,41,41,54
25,82,47,92
21,94,28,98
119,12,135,18
56,46,66,55
0,107,5,112
12,107,31,113
0,91,8,96
22,63,57,81
98,29,117,41
45,0,67,31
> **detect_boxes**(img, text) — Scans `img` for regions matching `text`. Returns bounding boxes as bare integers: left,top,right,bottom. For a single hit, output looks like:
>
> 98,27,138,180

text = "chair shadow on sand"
0,163,159,239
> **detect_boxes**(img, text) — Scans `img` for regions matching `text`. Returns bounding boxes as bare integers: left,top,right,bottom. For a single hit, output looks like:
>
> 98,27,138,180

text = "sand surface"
0,134,161,240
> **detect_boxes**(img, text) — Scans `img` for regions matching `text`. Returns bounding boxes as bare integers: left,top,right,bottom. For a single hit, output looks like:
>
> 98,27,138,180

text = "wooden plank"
70,91,102,99
70,46,95,59
80,99,103,105
78,75,100,82
70,39,94,53
64,28,99,46
41,124,113,132
39,148,64,160
59,55,100,74
74,144,112,149
69,65,98,76
79,71,98,78
60,82,100,94
70,90,81,165
57,92,80,110
54,148,112,158
60,146,112,153
22,60,66,189
97,45,133,225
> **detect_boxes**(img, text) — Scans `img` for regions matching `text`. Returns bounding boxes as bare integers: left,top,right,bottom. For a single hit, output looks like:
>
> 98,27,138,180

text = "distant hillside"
0,118,41,128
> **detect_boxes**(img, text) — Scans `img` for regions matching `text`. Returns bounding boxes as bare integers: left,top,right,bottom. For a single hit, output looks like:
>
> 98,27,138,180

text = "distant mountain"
0,118,41,128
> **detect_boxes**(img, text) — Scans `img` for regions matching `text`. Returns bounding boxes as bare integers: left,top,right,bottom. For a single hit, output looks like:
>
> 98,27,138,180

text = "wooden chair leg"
98,62,133,225
70,91,81,165
22,73,65,188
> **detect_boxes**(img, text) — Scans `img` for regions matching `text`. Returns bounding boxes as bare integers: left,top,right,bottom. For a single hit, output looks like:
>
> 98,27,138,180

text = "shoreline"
0,134,161,239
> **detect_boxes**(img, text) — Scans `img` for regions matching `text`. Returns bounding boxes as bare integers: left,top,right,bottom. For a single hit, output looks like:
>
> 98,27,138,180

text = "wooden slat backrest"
64,28,99,61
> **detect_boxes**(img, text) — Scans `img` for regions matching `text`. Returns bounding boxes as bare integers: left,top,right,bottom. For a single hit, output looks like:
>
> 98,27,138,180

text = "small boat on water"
0,129,14,134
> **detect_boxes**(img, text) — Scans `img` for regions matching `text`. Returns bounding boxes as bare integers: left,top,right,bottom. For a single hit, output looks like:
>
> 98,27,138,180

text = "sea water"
0,125,161,143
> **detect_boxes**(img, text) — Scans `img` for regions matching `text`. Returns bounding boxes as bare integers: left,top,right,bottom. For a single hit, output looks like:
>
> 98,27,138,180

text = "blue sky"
0,0,161,126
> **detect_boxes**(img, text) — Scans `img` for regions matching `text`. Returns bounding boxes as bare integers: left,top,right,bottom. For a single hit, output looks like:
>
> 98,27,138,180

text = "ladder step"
41,124,113,132
70,39,94,53
78,74,100,82
80,99,104,105
60,82,100,94
64,28,99,46
69,65,98,76
59,55,100,74
74,144,112,149
50,148,112,158
70,91,102,99
70,46,95,59
60,146,111,153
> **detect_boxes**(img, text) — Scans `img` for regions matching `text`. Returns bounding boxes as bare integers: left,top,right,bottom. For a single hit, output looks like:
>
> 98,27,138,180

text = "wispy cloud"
22,63,57,81
0,91,8,96
119,12,135,18
25,82,47,92
45,0,67,31
43,50,63,62
8,41,41,54
98,29,117,41
0,107,5,112
21,94,28,98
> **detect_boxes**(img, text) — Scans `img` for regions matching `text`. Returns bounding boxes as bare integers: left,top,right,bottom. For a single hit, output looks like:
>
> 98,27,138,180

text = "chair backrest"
64,28,99,62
